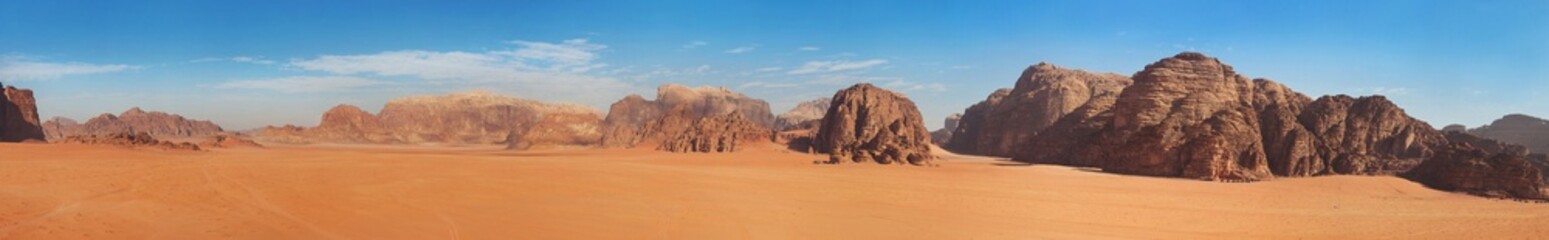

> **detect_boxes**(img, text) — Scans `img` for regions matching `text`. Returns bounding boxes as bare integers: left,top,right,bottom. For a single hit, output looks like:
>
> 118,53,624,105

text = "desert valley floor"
2,143,1547,239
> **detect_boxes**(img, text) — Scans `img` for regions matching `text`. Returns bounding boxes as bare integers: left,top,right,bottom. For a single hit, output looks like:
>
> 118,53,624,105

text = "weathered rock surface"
1468,114,1549,155
658,110,774,153
775,97,830,131
930,113,961,146
968,52,1546,198
1,82,45,142
599,84,775,149
57,132,202,151
1405,143,1545,199
946,63,1132,156
812,83,934,165
44,107,225,140
257,91,603,149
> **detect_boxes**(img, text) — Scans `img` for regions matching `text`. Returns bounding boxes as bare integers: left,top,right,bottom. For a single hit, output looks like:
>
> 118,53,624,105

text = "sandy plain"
2,142,1547,239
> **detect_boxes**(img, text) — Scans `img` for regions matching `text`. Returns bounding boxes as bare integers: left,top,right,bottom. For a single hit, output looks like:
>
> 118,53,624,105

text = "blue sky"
2,0,1546,130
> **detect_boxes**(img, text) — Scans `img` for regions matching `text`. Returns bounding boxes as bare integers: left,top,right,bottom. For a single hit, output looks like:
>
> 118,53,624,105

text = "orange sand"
2,142,1546,239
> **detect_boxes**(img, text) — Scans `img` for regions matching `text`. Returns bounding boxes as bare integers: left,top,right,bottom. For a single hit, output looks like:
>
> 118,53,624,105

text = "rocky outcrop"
1442,124,1468,133
1405,143,1545,199
966,52,1545,198
199,135,264,148
599,84,775,149
946,63,1132,156
813,84,934,165
44,107,225,140
658,110,774,153
57,132,202,151
775,97,830,131
1,82,45,142
257,91,603,149
930,113,961,146
1468,114,1549,155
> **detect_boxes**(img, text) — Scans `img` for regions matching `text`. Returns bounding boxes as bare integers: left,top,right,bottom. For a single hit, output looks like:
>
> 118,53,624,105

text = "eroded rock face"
199,135,264,149
1469,114,1549,155
599,84,775,148
946,63,1132,156
776,97,831,131
57,132,202,151
44,107,226,141
965,52,1545,198
1,82,45,142
930,113,961,146
813,83,933,165
658,110,774,153
1405,143,1545,199
257,91,603,148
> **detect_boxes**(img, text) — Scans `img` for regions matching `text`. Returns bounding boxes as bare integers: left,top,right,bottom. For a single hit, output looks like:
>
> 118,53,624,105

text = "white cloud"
192,56,277,65
884,80,947,92
630,65,714,81
802,74,945,92
683,41,708,49
1368,87,1411,96
724,46,756,54
755,67,783,72
798,46,820,51
787,59,888,75
0,57,136,81
215,76,384,93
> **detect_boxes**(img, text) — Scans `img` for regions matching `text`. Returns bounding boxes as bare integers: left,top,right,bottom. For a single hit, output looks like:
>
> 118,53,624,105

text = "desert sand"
2,143,1547,239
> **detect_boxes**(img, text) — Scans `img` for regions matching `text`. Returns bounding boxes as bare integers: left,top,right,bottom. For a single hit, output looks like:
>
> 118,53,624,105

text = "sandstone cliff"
952,52,1543,198
44,107,225,140
658,110,774,153
775,97,830,131
257,91,603,149
930,113,961,146
813,83,934,165
599,84,775,148
0,82,45,142
946,63,1132,156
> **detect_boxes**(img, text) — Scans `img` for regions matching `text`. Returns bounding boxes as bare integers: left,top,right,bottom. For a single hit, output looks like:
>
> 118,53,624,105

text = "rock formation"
599,84,775,149
1467,114,1549,155
57,132,202,151
1,82,45,142
43,107,225,140
658,110,774,153
945,63,1132,157
930,113,961,146
812,83,934,165
257,91,603,149
199,135,264,148
949,52,1543,198
775,97,830,131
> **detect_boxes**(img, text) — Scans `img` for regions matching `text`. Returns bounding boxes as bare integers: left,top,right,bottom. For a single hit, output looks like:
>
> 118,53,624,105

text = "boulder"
812,83,934,165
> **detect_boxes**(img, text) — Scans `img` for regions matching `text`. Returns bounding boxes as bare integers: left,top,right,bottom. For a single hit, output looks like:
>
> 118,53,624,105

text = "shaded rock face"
599,84,775,148
930,113,961,146
812,83,934,165
44,107,225,140
658,110,774,153
1405,143,1545,199
57,132,202,151
257,91,603,148
1441,124,1468,133
945,63,1132,156
1,82,45,142
775,97,831,131
1468,114,1549,155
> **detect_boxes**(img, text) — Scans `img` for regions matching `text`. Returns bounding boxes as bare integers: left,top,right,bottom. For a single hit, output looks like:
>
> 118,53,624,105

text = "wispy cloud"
682,41,708,49
215,76,384,93
798,46,820,51
803,74,946,92
0,56,136,81
1367,87,1411,96
787,59,887,75
755,67,783,72
738,81,799,89
192,56,277,65
724,46,756,54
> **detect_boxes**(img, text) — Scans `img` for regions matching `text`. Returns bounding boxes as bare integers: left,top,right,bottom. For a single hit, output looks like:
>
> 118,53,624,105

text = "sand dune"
2,143,1546,239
